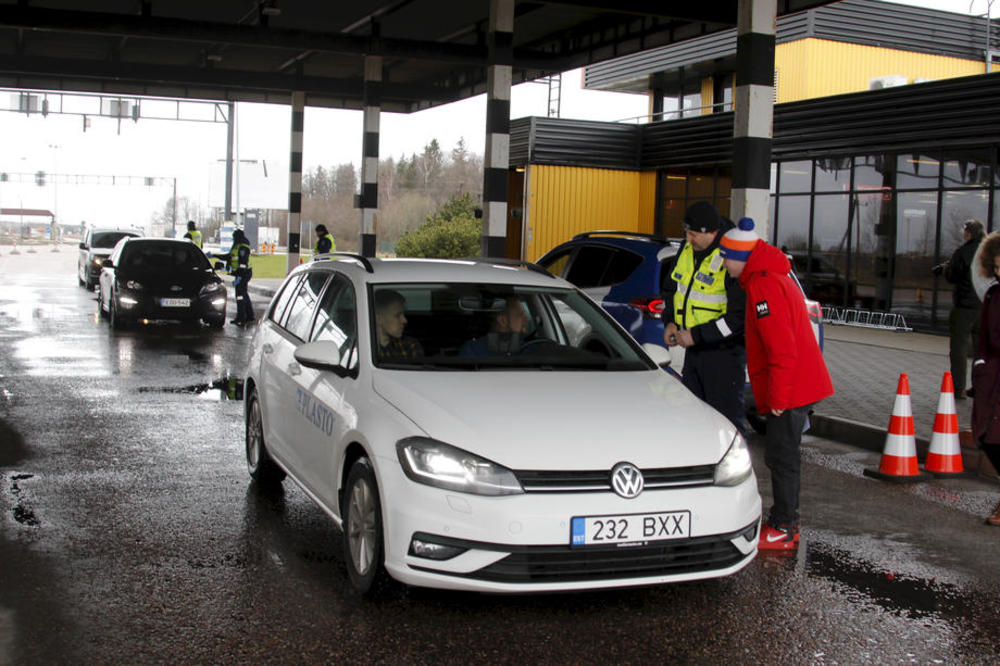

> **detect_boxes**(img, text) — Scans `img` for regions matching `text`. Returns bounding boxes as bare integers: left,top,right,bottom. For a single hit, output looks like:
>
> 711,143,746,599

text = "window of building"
943,148,991,188
895,191,939,326
896,153,939,190
814,157,851,193
778,161,811,193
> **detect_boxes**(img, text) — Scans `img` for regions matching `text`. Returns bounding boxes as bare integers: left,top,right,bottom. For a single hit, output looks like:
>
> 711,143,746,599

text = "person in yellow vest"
183,220,203,248
314,224,336,256
227,228,254,325
662,201,747,433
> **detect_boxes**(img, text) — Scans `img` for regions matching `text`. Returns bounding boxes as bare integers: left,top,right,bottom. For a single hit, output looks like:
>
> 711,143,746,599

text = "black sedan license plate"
160,298,191,307
571,510,690,546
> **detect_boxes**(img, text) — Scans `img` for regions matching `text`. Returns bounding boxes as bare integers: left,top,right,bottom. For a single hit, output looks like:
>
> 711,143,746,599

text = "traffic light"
35,170,45,186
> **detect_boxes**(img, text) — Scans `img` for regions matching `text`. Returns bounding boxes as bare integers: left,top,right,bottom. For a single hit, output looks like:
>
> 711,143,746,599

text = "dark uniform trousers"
764,403,812,526
682,345,746,435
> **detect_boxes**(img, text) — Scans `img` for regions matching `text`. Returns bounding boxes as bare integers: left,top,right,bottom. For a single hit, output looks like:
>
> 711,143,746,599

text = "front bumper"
378,457,761,593
116,289,227,321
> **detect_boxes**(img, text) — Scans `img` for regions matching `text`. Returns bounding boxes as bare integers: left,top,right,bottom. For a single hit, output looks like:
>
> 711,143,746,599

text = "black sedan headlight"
397,438,523,496
199,281,224,296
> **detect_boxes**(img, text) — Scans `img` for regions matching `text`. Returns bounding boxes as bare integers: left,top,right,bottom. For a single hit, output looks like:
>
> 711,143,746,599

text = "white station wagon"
244,254,761,594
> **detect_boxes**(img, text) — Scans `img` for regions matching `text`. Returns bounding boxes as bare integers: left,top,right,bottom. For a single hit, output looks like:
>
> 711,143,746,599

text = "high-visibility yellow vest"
314,233,336,255
186,229,202,248
671,243,729,328
229,242,250,271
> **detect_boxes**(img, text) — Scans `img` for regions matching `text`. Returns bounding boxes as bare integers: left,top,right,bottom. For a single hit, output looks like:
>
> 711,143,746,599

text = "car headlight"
124,280,144,290
92,257,104,266
200,281,223,295
396,437,523,496
714,431,752,486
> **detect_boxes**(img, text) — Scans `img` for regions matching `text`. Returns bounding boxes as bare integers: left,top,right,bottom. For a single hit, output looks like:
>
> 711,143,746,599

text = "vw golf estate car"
98,237,227,329
243,254,761,594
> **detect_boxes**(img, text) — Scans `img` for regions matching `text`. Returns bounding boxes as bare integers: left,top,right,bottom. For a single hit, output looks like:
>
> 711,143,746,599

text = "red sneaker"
758,523,799,550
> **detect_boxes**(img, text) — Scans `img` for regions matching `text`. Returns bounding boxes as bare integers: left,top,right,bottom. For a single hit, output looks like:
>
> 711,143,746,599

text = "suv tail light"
628,296,665,320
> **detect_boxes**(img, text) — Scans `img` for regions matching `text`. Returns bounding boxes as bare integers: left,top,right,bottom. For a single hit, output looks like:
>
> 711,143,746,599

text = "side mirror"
641,342,672,368
79,242,87,250
294,341,346,375
103,259,114,269
213,261,225,271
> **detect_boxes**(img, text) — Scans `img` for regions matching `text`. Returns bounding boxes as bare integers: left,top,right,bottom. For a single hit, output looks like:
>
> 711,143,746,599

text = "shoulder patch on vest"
755,300,770,318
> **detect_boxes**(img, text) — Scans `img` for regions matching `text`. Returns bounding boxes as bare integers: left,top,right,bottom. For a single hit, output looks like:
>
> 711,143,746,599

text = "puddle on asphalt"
804,541,962,619
137,373,244,401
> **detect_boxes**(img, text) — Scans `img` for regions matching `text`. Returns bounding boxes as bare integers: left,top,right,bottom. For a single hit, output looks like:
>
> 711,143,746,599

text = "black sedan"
98,237,228,329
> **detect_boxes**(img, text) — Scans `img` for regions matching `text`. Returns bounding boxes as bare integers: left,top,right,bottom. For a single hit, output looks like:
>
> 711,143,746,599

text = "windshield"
92,231,136,248
119,241,211,272
369,282,654,371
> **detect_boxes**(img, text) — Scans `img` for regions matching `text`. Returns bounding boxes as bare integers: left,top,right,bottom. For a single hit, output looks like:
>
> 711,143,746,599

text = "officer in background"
183,220,202,248
662,201,747,432
314,224,336,256
228,228,254,325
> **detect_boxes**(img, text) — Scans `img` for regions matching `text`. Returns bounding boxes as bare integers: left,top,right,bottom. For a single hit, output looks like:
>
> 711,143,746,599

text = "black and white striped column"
731,0,776,240
360,54,382,258
286,91,304,273
481,0,513,258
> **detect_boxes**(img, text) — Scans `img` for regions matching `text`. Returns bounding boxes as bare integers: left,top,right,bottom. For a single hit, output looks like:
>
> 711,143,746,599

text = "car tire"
78,273,85,287
342,457,390,595
97,289,109,319
84,278,94,291
246,389,286,486
110,295,129,330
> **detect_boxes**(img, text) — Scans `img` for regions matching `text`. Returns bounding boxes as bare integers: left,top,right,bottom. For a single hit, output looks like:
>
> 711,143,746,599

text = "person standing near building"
183,220,202,249
719,217,834,550
934,220,986,398
314,224,336,256
971,232,1000,526
662,201,747,433
228,228,254,326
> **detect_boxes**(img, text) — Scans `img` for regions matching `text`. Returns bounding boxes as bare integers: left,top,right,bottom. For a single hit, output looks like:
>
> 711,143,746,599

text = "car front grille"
410,529,750,584
513,465,715,493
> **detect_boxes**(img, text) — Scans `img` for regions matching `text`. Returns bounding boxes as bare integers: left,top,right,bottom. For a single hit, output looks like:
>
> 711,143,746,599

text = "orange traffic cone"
864,373,930,483
923,372,966,477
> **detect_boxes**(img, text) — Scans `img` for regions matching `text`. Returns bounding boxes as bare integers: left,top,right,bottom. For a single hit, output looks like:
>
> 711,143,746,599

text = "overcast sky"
0,0,995,230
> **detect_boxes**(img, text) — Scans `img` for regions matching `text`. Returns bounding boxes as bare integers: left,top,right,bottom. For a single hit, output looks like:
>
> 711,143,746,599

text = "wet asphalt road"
2,247,1000,664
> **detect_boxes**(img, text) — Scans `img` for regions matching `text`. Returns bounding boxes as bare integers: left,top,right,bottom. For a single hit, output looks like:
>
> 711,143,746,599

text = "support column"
360,53,382,258
286,91,304,273
224,101,234,222
481,0,513,258
731,0,776,240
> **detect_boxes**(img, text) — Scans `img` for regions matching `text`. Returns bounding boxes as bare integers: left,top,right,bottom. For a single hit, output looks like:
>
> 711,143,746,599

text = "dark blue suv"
536,231,682,347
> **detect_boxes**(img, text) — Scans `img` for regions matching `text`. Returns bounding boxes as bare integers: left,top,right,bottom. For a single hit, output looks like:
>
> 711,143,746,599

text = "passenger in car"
459,298,529,356
374,289,424,361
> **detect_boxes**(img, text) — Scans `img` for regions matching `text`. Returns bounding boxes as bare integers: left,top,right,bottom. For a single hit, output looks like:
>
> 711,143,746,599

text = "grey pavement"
239,272,996,479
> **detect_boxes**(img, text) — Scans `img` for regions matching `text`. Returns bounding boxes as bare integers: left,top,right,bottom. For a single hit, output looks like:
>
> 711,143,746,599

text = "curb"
810,414,996,480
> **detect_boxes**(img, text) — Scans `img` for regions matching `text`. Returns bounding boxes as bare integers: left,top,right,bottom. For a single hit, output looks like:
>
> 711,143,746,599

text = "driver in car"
374,289,424,361
460,298,529,356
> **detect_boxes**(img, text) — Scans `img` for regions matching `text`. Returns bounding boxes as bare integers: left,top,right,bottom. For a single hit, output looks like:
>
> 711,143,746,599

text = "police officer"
228,228,254,325
183,220,202,248
314,224,336,256
662,201,747,432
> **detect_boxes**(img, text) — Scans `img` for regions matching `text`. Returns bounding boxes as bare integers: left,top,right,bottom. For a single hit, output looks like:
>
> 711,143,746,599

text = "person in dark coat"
936,220,986,398
970,232,1000,526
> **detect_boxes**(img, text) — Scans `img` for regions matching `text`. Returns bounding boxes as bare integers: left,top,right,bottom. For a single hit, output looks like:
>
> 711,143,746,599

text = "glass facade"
654,148,997,332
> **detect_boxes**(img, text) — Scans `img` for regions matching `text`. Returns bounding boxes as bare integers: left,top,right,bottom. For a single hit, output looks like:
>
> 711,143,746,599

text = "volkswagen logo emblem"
170,285,183,292
610,462,644,499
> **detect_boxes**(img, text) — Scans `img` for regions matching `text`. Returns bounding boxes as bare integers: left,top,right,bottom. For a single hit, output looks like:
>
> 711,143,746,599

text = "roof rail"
311,252,374,273
572,230,672,243
461,256,556,278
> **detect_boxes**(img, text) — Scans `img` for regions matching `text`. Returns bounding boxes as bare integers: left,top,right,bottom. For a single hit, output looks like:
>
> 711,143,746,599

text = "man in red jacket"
719,217,834,550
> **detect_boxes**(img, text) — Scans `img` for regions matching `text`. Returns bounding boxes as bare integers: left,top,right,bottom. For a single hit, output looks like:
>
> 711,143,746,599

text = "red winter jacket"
739,242,834,413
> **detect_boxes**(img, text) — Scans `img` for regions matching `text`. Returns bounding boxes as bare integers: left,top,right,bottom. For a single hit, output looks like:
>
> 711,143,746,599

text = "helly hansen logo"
755,300,770,318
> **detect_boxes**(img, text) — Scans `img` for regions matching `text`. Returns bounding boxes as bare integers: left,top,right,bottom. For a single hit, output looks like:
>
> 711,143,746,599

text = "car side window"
565,245,615,288
269,274,303,327
284,272,332,340
538,249,572,277
310,275,358,370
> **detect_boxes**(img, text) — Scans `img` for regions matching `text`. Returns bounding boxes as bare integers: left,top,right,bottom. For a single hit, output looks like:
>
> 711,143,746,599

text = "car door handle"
287,362,301,376
262,343,273,354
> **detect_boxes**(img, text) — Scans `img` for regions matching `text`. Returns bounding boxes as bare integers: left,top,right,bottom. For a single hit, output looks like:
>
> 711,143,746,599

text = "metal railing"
821,306,913,332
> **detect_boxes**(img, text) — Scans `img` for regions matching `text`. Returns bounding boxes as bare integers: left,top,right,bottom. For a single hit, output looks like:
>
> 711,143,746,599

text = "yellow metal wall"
523,165,656,262
775,38,984,103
